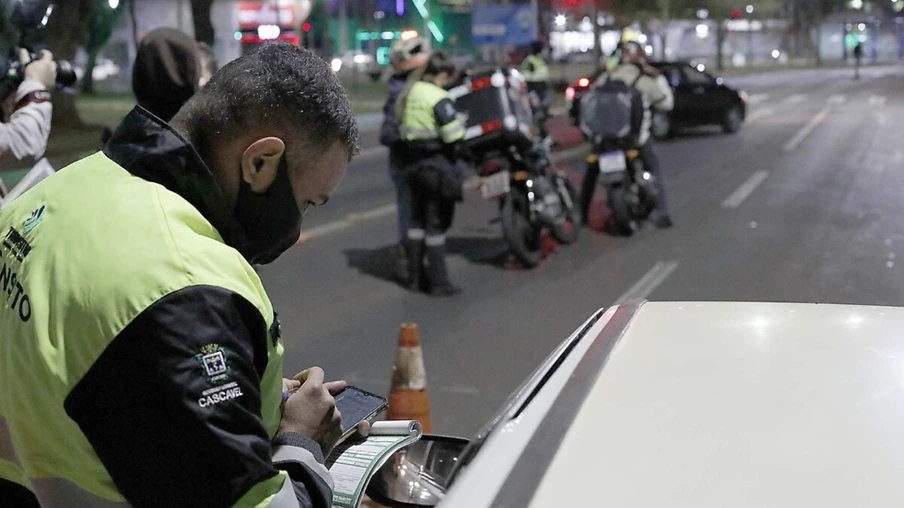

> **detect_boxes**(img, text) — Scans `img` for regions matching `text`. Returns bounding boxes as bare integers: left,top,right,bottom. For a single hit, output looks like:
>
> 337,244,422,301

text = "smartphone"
334,386,387,438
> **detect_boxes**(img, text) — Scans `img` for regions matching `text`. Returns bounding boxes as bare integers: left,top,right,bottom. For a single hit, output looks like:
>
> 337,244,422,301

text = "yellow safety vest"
399,81,465,144
522,54,549,83
0,153,286,506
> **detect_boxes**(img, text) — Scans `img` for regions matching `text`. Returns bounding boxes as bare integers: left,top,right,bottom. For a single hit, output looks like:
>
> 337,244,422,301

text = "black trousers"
406,167,455,236
389,146,411,243
579,140,670,220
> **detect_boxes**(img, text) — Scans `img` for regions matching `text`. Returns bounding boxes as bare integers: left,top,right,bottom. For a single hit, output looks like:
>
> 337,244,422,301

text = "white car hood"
529,301,904,507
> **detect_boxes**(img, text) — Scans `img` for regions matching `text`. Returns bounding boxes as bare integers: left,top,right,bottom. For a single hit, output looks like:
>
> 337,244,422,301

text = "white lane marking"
745,107,774,124
782,94,807,104
783,104,832,152
301,205,398,240
614,261,679,304
346,203,398,222
869,95,887,106
747,93,769,105
722,170,769,209
300,145,590,242
828,94,846,104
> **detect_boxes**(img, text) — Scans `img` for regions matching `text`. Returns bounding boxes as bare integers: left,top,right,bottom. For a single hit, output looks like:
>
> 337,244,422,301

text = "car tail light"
578,77,590,88
565,87,575,101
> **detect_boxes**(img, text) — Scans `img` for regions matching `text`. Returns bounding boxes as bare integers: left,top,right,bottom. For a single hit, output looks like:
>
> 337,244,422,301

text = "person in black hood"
132,27,203,122
102,28,215,146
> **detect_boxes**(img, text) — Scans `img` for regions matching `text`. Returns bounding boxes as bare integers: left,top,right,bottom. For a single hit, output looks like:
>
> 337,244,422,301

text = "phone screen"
335,386,387,435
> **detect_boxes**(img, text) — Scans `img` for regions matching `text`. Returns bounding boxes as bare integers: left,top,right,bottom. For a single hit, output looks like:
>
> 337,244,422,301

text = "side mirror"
366,434,470,508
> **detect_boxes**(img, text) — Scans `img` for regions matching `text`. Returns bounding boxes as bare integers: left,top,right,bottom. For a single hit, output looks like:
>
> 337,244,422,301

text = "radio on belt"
447,67,536,153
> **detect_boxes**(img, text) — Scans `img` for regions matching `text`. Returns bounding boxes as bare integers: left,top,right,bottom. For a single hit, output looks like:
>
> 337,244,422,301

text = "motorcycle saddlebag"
447,67,535,156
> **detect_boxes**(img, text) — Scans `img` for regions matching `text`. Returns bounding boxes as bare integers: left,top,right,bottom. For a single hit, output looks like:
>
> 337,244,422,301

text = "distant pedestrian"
854,42,863,80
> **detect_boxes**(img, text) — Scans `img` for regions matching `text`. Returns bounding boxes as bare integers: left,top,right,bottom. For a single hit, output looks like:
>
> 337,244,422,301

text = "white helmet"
390,36,430,72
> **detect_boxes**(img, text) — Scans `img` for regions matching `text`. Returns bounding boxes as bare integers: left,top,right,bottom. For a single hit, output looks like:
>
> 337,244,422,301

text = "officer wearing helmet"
380,36,430,284
581,40,674,228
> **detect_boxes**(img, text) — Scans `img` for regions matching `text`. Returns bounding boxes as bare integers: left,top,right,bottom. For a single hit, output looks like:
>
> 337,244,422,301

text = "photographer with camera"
0,48,55,169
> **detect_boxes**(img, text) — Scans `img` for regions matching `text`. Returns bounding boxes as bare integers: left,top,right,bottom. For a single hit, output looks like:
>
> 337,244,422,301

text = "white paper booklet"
326,420,423,508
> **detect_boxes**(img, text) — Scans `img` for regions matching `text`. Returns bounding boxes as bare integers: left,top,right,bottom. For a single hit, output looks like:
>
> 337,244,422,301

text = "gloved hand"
22,49,56,90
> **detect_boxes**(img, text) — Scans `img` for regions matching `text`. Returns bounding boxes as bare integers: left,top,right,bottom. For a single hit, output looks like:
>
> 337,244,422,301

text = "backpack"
579,70,644,142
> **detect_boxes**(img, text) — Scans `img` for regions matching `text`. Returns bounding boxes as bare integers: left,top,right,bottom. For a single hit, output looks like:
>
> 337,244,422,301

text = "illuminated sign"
238,1,296,30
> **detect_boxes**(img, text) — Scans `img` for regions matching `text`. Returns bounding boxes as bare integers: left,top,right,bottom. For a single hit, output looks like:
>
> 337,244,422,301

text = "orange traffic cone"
386,323,432,432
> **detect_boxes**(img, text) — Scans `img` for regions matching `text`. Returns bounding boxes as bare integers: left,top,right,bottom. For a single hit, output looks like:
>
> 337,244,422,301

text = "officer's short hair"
177,42,359,163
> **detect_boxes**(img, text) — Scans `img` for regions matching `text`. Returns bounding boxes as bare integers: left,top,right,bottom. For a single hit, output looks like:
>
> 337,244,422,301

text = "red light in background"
731,8,741,18
302,21,312,32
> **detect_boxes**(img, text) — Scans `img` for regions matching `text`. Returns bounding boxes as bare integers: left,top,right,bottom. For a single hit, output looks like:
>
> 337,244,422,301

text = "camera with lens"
0,1,76,101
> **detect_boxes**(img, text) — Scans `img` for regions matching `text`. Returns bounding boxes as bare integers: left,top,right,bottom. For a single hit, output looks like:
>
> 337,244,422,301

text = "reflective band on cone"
387,323,432,433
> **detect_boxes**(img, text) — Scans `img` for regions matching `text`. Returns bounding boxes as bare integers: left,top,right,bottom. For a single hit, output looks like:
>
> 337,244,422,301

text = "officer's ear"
240,137,286,193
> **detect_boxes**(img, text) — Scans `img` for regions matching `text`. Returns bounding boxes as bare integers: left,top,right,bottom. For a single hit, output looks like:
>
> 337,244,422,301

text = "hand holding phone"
283,384,385,441
333,386,387,440
279,367,343,455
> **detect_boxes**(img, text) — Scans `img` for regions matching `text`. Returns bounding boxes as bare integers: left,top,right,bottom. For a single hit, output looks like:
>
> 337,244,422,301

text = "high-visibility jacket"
399,81,465,146
521,54,549,83
0,107,332,508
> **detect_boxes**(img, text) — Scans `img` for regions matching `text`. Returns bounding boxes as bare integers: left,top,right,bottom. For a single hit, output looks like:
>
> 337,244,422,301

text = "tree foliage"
191,0,216,46
83,0,125,93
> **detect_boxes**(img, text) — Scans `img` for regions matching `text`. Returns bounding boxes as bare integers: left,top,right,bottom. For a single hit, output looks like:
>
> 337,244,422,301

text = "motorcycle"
477,138,580,268
449,66,581,267
588,138,657,237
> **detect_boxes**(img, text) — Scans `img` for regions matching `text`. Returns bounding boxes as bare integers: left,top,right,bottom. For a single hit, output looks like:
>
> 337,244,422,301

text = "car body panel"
440,306,621,506
441,301,904,507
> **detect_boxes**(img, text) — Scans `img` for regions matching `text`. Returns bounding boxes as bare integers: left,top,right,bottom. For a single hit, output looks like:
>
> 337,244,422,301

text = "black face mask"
233,154,302,265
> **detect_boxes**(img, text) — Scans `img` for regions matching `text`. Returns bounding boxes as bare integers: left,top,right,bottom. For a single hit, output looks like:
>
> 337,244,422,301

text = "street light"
746,4,754,13
108,0,119,8
555,14,567,27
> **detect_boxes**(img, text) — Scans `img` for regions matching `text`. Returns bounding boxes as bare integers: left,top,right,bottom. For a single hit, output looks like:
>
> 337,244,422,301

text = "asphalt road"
258,64,904,437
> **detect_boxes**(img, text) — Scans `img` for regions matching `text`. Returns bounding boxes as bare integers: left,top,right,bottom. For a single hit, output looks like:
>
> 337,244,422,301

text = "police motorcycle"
448,67,580,268
578,75,657,237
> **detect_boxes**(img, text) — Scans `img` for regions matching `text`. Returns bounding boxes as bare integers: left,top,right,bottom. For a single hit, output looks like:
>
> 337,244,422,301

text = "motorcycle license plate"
598,151,627,173
481,171,511,199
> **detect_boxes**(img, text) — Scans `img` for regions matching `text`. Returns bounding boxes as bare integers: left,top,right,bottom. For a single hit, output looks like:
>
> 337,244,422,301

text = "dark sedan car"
565,61,748,138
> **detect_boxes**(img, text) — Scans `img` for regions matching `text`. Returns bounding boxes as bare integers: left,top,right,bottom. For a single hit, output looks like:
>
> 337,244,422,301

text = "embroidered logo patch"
196,344,230,384
23,205,44,235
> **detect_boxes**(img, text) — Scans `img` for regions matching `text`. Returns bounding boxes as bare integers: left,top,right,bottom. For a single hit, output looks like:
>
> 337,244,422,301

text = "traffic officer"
380,36,430,285
397,51,466,296
0,43,361,507
580,40,674,229
521,40,550,140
